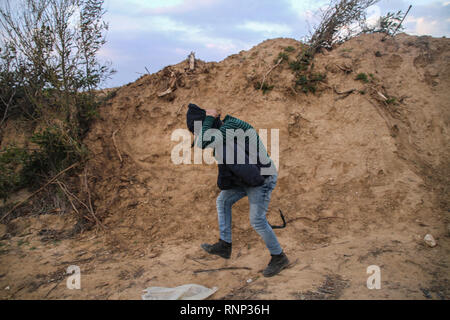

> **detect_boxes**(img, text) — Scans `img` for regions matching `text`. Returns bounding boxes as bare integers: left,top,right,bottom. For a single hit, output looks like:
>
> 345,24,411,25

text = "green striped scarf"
197,115,270,162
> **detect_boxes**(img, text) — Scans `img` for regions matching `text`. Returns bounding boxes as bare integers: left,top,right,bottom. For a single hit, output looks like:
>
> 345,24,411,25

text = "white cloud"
174,48,190,56
98,46,132,62
406,15,449,37
107,13,203,33
365,5,382,28
106,12,249,53
106,0,184,12
205,42,238,52
287,0,310,16
140,0,220,15
287,0,329,17
238,21,292,36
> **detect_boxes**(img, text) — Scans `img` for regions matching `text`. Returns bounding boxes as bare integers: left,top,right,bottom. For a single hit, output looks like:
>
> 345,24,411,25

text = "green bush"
0,126,87,201
275,52,289,63
295,73,326,94
0,146,28,201
288,48,314,72
298,50,313,63
22,126,87,189
76,93,101,138
289,60,308,72
363,10,406,36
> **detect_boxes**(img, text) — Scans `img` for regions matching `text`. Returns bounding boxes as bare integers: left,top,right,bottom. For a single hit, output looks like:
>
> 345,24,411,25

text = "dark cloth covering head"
186,103,206,134
186,103,222,134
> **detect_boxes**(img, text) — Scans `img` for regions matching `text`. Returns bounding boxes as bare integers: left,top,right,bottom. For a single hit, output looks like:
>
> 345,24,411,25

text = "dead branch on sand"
333,86,356,100
193,267,252,274
158,71,177,97
188,52,195,71
83,167,106,230
54,179,94,223
188,257,208,266
288,216,346,223
175,104,184,115
382,5,412,41
44,276,65,298
0,162,80,222
335,64,352,73
376,91,388,101
112,129,123,163
260,57,283,91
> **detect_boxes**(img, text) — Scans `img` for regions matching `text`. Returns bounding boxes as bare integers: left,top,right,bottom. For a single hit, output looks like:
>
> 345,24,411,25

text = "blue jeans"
216,174,282,255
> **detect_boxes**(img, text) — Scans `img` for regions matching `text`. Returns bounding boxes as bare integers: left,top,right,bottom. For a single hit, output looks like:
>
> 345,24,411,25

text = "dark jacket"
186,103,274,190
216,135,272,189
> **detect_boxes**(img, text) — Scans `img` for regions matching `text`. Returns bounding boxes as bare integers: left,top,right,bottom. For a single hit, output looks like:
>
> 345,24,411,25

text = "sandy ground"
0,33,449,300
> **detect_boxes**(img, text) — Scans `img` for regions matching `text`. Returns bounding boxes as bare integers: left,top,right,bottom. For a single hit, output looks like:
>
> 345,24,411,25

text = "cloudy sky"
99,0,450,88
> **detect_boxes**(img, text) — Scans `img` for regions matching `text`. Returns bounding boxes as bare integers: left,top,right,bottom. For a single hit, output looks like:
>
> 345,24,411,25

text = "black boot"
263,252,290,277
201,239,232,259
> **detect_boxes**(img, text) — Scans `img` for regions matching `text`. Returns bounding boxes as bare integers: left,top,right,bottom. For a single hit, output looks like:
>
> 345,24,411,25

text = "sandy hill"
0,33,449,299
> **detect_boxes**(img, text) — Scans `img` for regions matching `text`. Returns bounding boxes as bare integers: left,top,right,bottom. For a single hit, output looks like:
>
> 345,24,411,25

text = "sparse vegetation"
256,48,296,94
386,97,397,105
356,72,369,83
256,42,327,96
289,60,307,72
23,126,88,189
254,81,274,94
17,239,29,246
0,0,112,226
363,10,407,36
0,125,87,202
287,47,327,95
0,146,29,200
289,48,313,72
284,46,295,52
0,0,114,127
308,0,380,53
295,73,327,94
275,52,289,64
282,0,409,96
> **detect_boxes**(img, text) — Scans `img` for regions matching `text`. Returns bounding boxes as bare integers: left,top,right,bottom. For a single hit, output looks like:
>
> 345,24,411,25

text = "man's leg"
246,174,289,277
216,188,247,243
201,187,246,259
246,175,282,254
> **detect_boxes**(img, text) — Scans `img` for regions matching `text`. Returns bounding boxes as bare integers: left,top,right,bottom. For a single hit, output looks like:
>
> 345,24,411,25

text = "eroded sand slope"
0,33,449,299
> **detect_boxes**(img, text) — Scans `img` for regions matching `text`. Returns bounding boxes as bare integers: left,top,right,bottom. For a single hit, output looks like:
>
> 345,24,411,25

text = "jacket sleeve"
222,141,265,187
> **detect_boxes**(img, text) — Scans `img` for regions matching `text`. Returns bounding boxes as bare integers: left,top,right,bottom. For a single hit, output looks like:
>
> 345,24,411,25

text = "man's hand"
206,109,218,117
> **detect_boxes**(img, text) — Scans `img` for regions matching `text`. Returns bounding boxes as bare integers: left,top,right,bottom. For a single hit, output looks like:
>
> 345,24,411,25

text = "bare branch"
0,162,80,222
309,0,380,53
260,57,283,91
